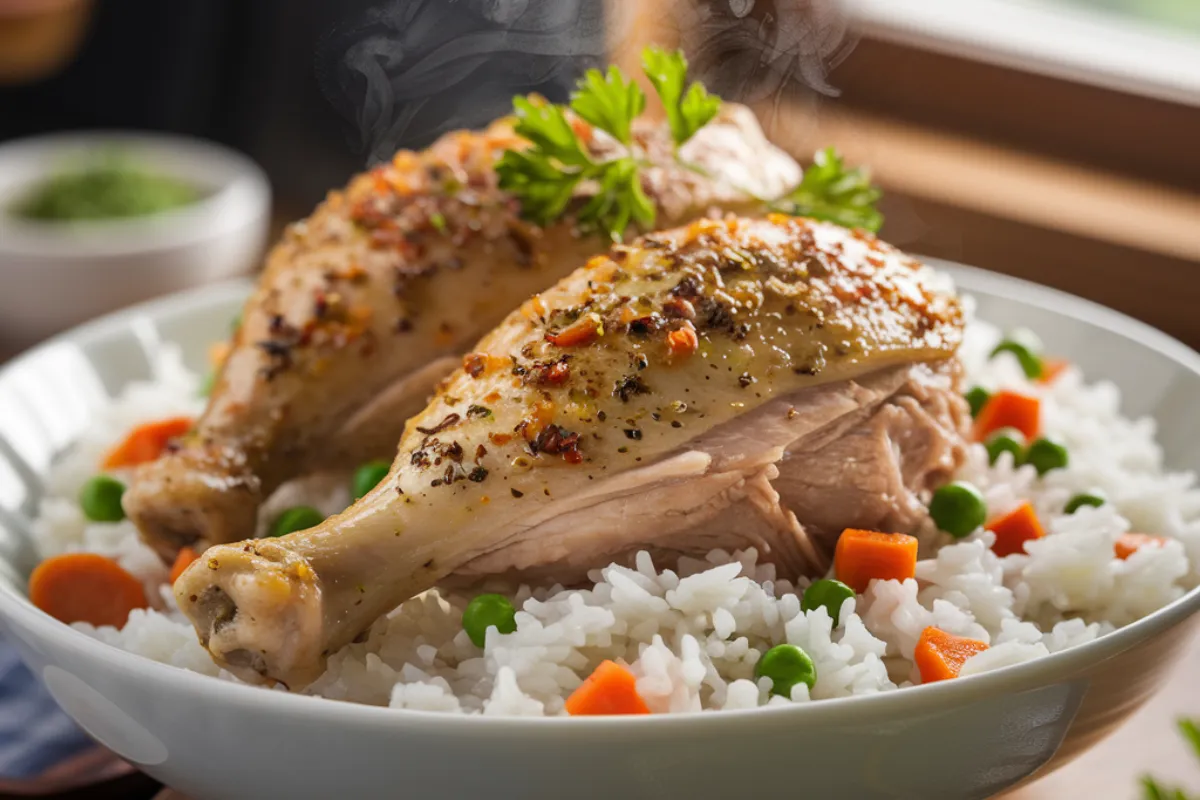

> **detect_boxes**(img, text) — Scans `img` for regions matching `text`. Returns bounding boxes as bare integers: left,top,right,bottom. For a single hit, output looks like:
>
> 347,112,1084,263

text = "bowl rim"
1,262,1199,733
0,130,271,260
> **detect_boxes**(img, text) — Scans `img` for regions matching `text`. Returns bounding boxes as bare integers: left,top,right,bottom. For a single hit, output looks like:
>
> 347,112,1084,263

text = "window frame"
846,0,1200,107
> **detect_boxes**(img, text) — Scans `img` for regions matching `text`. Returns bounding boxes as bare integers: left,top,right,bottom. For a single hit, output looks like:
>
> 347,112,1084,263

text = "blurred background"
0,0,1198,796
1,0,1198,356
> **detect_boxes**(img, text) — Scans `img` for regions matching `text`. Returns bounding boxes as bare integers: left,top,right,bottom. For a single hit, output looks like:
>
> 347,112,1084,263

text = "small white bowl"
0,131,270,348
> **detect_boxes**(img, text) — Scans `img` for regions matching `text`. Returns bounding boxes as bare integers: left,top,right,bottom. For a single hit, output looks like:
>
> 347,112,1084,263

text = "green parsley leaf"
641,47,721,147
495,147,584,227
576,157,655,239
498,79,658,240
1180,719,1200,762
507,95,592,169
496,96,595,226
1139,719,1200,800
569,66,645,145
1140,776,1190,800
773,147,884,232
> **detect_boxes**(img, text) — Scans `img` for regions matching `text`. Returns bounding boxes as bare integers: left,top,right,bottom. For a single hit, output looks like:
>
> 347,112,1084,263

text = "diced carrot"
1038,358,1070,384
565,660,650,716
102,417,194,470
914,626,989,683
208,340,232,369
169,546,200,584
546,313,602,348
986,502,1045,557
666,323,698,358
29,553,148,628
972,390,1041,441
1115,533,1169,560
834,528,919,594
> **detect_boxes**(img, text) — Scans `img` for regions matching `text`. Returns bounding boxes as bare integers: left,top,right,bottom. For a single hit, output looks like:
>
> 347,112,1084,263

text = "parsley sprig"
498,47,884,240
497,49,711,241
1142,719,1200,800
494,97,598,229
771,147,884,233
641,46,721,148
569,65,645,145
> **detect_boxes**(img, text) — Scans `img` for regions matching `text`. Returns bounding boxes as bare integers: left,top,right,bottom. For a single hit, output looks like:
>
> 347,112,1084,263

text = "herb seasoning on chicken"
175,215,969,688
121,86,811,563
122,103,803,560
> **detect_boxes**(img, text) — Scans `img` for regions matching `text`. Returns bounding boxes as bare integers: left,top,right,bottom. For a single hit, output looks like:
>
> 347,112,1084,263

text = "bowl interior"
0,262,1198,706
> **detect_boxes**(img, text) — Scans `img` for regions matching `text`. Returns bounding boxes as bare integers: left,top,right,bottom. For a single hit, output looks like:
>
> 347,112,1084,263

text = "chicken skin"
123,105,801,561
175,215,968,688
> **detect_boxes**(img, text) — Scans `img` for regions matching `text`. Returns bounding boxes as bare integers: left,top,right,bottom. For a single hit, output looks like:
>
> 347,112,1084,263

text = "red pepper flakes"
532,424,583,464
463,353,487,378
667,322,698,358
546,314,602,348
526,358,571,387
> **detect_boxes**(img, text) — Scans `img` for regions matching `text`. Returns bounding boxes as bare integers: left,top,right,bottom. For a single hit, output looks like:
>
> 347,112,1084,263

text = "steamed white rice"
31,303,1200,714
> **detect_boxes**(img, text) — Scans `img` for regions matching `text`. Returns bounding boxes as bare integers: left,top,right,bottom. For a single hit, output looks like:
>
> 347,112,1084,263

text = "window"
847,0,1200,105
1048,0,1200,34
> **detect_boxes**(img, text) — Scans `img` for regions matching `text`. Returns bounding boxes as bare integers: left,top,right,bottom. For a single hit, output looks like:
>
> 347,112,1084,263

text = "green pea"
755,644,817,698
79,475,126,522
270,506,324,537
990,330,1045,380
352,460,391,500
1024,437,1069,476
964,386,991,418
801,579,856,626
1064,492,1105,514
199,369,217,398
462,593,517,648
929,480,988,538
985,427,1026,466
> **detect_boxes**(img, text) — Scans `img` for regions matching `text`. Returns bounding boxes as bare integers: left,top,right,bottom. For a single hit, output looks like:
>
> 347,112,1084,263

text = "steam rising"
681,0,852,103
317,0,851,165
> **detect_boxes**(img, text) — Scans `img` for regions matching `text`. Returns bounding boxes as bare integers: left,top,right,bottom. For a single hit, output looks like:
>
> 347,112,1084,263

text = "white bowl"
0,266,1198,800
0,131,270,348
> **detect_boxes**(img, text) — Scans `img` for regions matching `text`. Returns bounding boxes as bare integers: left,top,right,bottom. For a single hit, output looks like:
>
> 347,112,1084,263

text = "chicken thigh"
175,215,968,687
124,105,800,560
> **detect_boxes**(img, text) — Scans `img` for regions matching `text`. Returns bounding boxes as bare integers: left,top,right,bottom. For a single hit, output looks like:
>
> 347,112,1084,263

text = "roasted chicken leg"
175,215,968,687
124,105,800,560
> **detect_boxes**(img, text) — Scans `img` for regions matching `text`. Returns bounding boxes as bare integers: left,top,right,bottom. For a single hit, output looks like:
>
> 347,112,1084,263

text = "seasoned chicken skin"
175,215,968,687
124,105,801,561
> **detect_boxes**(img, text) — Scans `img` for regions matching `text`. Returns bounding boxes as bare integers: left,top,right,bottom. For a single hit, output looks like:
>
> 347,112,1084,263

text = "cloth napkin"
0,633,93,779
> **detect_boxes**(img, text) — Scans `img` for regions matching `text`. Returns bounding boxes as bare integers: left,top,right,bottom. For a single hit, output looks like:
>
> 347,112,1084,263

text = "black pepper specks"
416,413,461,435
613,374,650,402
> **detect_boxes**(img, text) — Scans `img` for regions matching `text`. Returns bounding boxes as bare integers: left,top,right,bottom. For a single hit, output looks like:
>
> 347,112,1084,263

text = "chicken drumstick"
175,215,968,688
124,105,800,560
